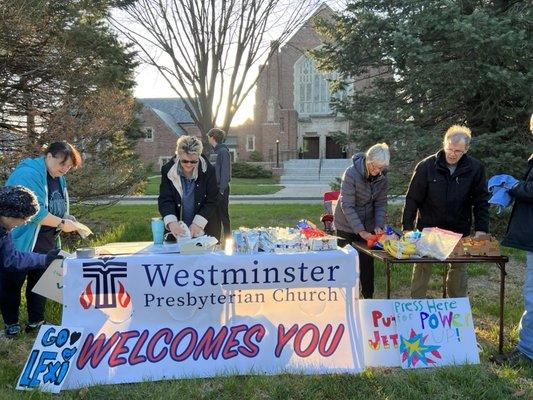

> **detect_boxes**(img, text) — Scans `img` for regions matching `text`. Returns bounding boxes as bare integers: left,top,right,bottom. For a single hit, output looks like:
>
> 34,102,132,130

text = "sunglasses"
180,159,198,164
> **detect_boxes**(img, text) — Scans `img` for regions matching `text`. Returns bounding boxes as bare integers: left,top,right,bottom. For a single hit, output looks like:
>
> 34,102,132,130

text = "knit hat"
0,186,40,219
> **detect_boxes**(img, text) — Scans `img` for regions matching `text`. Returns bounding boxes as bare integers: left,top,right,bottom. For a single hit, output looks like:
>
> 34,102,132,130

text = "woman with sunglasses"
1,142,81,336
158,135,221,240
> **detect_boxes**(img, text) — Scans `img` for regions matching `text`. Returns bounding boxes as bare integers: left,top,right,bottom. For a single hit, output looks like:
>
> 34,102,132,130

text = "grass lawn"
144,176,283,196
0,204,531,399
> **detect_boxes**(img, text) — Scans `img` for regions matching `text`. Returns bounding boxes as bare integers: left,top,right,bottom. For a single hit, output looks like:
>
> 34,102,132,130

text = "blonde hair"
366,142,390,167
176,135,203,156
444,125,471,147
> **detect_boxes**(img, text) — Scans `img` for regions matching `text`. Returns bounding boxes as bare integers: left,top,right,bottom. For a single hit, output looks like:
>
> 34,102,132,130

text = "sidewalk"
84,184,404,205
230,183,330,204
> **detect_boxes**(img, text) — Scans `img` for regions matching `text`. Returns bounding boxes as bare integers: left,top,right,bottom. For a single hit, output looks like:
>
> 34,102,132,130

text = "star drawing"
399,328,442,367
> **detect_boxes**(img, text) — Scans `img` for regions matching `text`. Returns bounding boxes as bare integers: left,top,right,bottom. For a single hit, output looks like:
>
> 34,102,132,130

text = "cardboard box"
309,236,338,251
450,235,500,257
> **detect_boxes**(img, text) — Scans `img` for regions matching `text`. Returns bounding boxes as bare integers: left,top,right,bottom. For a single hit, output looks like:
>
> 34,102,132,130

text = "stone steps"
280,158,352,184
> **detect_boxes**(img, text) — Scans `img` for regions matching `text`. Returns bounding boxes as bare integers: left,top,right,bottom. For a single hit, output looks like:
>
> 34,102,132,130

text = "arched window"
294,56,333,116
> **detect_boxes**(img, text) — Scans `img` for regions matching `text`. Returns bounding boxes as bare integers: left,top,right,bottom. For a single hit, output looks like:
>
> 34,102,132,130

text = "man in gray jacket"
334,143,390,298
208,128,231,244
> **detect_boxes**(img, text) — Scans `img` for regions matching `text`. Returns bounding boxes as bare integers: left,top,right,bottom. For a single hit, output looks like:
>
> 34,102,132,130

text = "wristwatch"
57,219,65,230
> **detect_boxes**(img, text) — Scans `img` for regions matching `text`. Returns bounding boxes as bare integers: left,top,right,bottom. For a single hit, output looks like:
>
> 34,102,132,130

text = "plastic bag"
416,227,463,261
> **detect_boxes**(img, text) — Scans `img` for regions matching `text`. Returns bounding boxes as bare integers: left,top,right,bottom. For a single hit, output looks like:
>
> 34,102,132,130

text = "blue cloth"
0,226,46,271
517,251,533,359
179,175,195,227
5,157,68,252
487,174,519,213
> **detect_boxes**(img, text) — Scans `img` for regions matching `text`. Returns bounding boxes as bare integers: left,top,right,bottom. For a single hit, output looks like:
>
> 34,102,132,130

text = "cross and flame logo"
79,257,131,309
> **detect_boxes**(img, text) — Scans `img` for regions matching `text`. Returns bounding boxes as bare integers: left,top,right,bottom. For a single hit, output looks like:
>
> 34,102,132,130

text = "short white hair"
444,125,471,147
366,143,390,167
176,135,203,156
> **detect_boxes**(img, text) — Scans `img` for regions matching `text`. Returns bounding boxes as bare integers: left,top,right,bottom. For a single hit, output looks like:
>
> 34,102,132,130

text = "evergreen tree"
313,0,532,192
0,0,143,198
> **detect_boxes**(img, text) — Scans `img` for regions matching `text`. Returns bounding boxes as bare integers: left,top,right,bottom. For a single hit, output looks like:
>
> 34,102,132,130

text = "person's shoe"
4,323,21,337
490,349,533,367
24,321,45,334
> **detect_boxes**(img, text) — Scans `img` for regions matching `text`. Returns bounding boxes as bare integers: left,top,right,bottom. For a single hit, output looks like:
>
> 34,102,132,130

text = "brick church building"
135,4,369,168
237,3,352,163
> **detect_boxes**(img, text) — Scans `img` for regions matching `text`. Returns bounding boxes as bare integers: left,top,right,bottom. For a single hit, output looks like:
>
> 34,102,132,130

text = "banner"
61,247,362,388
393,298,479,368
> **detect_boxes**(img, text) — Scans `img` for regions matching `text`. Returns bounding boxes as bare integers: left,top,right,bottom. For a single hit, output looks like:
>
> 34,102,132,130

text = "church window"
294,56,334,115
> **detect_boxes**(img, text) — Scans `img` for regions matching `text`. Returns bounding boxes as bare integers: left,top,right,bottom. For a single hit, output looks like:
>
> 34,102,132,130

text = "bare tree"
111,0,320,138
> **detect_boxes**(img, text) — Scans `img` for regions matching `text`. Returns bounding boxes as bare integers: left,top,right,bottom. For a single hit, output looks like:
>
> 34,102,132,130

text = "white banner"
61,247,362,388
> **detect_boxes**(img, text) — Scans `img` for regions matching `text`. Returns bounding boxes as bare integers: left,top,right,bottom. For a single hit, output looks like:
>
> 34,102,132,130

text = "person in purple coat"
0,186,62,336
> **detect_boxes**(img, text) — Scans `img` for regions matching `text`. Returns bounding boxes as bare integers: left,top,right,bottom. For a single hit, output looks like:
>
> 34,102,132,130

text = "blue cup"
151,218,164,244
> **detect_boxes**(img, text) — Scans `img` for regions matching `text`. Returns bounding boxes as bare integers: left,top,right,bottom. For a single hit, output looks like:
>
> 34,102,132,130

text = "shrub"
232,162,272,178
249,150,263,162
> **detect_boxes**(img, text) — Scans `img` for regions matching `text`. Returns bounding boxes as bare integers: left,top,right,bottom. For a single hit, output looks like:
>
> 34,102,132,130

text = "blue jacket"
0,226,46,271
5,157,69,252
502,155,533,252
487,174,519,212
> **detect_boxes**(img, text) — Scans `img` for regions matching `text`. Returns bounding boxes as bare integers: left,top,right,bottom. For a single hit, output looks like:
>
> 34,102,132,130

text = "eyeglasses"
180,159,198,164
444,146,466,156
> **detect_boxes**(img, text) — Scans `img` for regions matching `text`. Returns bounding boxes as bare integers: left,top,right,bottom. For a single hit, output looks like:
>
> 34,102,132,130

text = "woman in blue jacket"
1,142,81,336
0,186,61,273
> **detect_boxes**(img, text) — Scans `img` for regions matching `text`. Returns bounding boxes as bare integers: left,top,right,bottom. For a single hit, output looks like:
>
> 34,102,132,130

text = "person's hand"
45,249,64,268
374,227,384,235
60,219,78,233
474,231,487,238
168,221,186,238
358,230,372,240
189,223,203,238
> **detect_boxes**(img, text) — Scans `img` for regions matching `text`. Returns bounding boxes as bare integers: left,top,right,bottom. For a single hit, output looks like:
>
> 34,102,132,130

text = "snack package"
416,227,463,261
383,238,417,259
366,233,384,249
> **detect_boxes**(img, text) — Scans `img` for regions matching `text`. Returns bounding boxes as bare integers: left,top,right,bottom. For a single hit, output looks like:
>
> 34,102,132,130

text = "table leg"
385,260,391,299
443,264,448,298
498,262,506,354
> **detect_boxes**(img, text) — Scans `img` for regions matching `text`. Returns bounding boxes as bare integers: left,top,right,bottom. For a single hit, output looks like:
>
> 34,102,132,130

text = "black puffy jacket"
402,150,490,236
158,156,221,240
501,155,533,252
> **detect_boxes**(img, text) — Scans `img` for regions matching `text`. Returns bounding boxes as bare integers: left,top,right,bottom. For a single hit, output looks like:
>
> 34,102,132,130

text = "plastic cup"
151,218,164,245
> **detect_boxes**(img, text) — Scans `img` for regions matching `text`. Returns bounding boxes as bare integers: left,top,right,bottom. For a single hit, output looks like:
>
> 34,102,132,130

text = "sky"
131,1,347,126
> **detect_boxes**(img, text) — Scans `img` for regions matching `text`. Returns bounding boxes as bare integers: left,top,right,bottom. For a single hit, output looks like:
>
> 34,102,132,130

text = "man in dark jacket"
402,125,490,298
492,114,533,366
208,128,231,244
0,186,62,336
158,135,221,240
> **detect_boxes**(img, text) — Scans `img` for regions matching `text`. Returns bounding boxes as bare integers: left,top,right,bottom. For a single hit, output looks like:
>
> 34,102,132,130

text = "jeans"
218,188,231,243
336,230,374,299
0,267,46,325
517,251,533,359
410,263,468,298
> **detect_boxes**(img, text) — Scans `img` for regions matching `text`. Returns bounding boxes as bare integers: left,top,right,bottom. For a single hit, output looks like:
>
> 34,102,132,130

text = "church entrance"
303,137,319,159
326,137,345,159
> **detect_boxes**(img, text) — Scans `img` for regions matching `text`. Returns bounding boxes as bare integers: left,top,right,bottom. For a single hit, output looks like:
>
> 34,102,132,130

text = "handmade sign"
359,300,401,367
394,298,479,368
61,247,363,388
16,325,84,393
32,259,64,304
